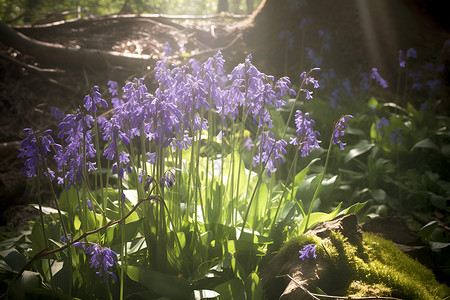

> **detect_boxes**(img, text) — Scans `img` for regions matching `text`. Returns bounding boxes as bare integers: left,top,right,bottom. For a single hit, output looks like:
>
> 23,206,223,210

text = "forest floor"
0,0,449,284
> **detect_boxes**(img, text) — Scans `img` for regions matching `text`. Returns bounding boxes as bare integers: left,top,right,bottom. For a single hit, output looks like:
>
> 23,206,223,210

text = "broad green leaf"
368,97,379,109
0,248,26,272
419,221,438,242
246,272,263,300
276,201,297,225
429,241,450,251
30,205,67,216
193,289,220,299
344,140,374,163
127,266,192,299
299,203,342,233
214,278,246,300
411,138,439,152
337,202,366,217
369,189,386,203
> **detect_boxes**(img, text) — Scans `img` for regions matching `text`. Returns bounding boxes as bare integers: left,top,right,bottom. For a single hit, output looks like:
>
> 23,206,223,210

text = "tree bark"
0,20,154,70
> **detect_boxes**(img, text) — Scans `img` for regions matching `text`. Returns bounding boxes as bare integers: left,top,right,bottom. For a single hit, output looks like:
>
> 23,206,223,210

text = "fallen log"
0,21,154,70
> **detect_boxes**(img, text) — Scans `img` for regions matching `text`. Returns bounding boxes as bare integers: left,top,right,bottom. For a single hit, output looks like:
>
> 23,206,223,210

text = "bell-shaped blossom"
332,115,354,151
299,244,317,261
290,111,320,157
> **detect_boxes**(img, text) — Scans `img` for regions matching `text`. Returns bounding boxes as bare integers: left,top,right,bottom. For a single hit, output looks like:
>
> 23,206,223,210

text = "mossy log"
261,214,450,299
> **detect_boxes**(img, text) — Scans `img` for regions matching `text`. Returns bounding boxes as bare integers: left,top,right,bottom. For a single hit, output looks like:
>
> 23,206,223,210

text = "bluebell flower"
370,68,388,88
50,106,64,120
83,86,108,113
376,117,389,129
299,17,312,30
162,168,180,189
163,42,172,59
426,79,441,91
420,103,428,112
289,110,320,157
390,128,403,146
76,199,93,211
299,244,317,261
424,63,434,72
333,115,354,151
406,48,417,59
60,234,71,243
73,242,118,282
253,131,287,177
359,72,370,92
55,109,97,188
18,128,61,179
399,50,406,68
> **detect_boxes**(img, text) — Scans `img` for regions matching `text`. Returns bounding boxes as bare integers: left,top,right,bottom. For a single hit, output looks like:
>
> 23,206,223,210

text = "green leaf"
127,266,193,299
369,189,387,203
344,140,374,163
299,203,342,233
337,202,367,217
0,248,26,273
30,204,67,216
193,289,220,300
419,221,438,242
214,278,246,300
411,138,439,152
276,201,297,225
429,241,450,251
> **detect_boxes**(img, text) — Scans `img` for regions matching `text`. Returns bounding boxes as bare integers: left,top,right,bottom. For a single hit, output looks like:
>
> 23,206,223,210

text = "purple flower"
253,131,287,177
376,117,389,128
76,199,93,211
370,68,388,88
50,106,64,120
299,244,317,261
299,17,312,30
18,128,61,179
244,136,254,151
399,50,406,68
73,242,118,282
60,234,71,243
333,115,354,151
162,168,180,189
299,68,320,100
359,72,370,92
390,128,403,146
289,110,320,157
406,48,417,59
55,110,97,188
163,42,172,59
83,86,108,113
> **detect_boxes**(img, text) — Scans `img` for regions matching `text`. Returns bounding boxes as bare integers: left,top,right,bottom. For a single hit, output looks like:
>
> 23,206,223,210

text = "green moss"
314,231,450,299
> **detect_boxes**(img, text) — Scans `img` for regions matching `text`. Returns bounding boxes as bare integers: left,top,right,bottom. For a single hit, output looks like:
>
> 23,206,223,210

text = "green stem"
36,171,55,290
304,131,334,232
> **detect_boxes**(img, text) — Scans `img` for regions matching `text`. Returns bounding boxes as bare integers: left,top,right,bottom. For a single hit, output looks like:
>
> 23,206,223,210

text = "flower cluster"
290,110,320,157
333,115,354,151
370,67,388,88
299,243,317,261
54,109,97,188
17,128,61,179
390,128,403,146
399,47,417,68
19,51,326,186
73,242,118,282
